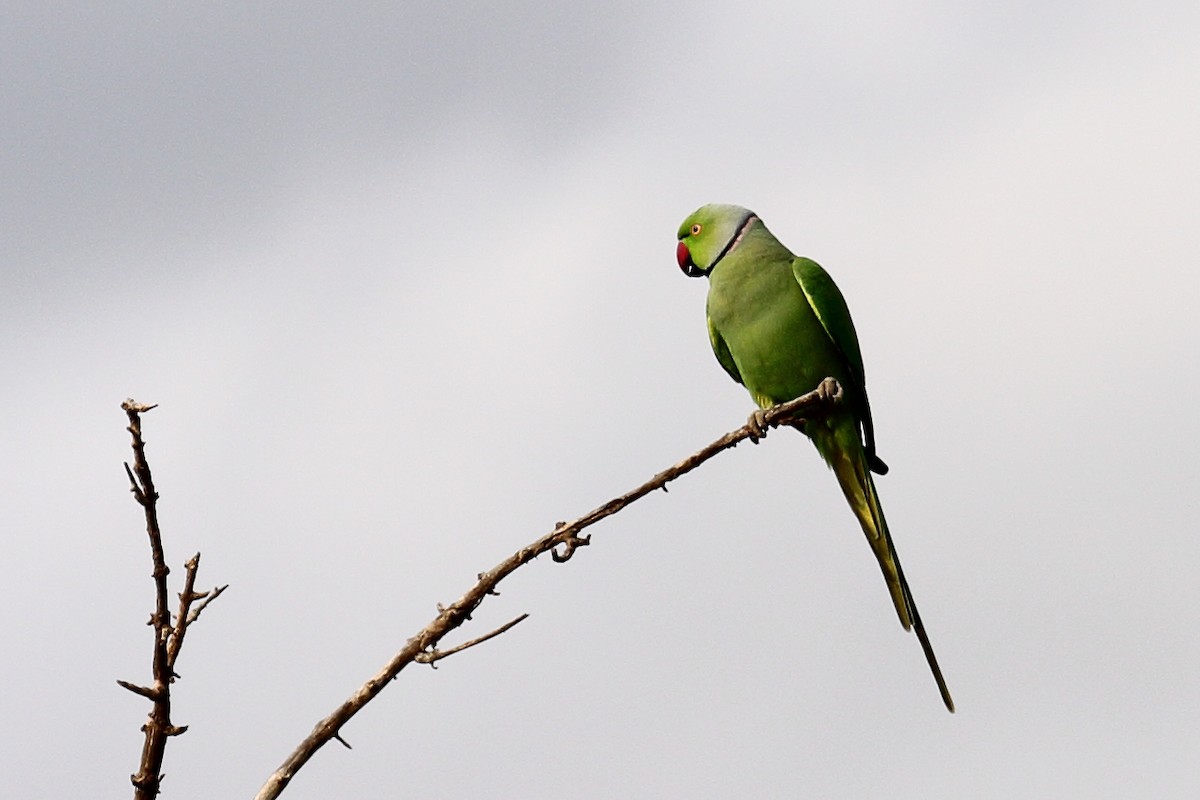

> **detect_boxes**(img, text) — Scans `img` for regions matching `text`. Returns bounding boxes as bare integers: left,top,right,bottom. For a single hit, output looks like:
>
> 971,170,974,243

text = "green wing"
792,257,888,474
706,310,743,386
791,257,866,384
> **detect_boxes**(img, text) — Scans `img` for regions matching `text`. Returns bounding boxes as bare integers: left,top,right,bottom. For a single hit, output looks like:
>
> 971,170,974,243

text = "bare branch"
118,399,225,799
253,380,842,800
416,613,531,668
166,554,227,673
184,584,228,626
164,554,202,674
119,399,173,799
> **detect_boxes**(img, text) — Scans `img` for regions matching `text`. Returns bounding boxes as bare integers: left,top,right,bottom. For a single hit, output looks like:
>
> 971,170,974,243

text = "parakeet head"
675,204,759,278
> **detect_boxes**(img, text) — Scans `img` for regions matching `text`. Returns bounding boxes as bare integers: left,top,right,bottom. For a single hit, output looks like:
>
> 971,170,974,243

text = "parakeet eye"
690,223,702,235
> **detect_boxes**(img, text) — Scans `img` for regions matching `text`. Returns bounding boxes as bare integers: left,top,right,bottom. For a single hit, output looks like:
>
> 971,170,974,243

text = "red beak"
676,241,703,278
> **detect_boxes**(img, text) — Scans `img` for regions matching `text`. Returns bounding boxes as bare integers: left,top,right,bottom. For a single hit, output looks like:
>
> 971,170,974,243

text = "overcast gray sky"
3,2,1199,797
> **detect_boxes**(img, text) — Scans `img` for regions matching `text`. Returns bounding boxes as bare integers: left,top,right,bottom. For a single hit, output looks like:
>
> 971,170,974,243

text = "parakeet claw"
746,409,769,443
816,377,842,404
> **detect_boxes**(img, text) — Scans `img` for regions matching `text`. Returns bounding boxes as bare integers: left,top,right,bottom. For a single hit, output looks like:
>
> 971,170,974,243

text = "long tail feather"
818,424,955,712
878,506,956,713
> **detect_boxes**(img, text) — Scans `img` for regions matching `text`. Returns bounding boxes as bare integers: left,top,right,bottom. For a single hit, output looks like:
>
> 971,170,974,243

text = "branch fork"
117,399,225,800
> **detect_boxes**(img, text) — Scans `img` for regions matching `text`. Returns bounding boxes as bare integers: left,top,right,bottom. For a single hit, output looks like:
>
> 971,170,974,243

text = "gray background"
2,2,1198,797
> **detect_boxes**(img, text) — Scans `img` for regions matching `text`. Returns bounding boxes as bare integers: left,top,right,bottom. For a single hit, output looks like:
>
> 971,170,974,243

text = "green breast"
707,248,851,409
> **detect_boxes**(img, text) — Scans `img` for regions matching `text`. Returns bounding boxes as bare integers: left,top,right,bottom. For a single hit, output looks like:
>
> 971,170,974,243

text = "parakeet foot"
816,377,842,404
746,409,769,443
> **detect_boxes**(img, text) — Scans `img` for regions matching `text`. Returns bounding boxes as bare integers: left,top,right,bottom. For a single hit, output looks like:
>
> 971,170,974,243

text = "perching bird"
676,203,954,712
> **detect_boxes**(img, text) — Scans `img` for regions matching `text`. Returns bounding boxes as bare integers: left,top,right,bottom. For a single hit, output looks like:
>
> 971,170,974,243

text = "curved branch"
253,381,842,800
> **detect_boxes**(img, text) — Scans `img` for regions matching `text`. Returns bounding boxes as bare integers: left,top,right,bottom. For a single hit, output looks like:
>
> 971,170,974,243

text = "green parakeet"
676,203,953,712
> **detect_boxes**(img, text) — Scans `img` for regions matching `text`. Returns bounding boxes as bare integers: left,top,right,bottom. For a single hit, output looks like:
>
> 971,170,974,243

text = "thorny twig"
253,381,841,800
117,399,225,799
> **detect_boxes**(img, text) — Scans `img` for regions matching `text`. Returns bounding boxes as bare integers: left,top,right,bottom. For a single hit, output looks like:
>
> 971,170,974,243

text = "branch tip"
121,398,158,413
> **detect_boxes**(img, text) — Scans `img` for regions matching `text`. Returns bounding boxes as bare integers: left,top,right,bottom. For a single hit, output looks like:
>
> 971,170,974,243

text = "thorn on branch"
124,462,147,504
117,680,161,701
131,772,165,791
434,601,474,622
334,733,353,750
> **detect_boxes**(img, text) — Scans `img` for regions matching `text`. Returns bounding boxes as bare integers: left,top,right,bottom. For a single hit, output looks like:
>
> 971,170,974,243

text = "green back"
792,257,887,473
791,257,867,390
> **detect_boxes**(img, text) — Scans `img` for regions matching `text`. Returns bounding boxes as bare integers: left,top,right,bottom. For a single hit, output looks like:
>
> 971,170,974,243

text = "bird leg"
746,408,769,443
747,380,841,442
816,377,843,404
